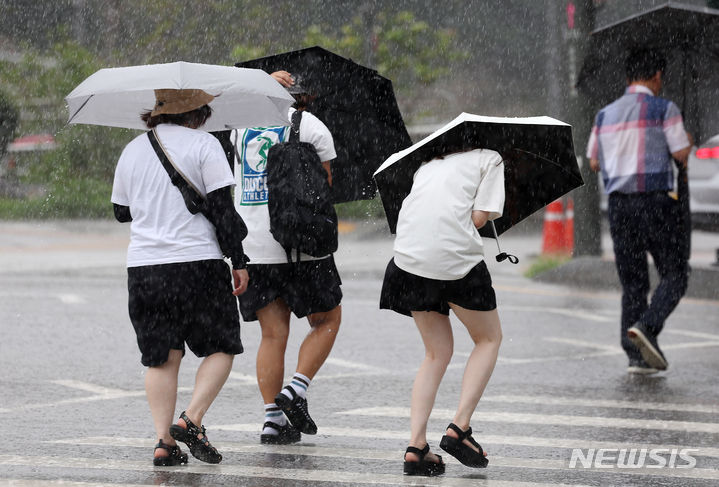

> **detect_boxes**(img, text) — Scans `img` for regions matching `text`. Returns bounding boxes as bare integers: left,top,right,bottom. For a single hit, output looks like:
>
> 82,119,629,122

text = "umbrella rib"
67,95,94,125
511,148,583,182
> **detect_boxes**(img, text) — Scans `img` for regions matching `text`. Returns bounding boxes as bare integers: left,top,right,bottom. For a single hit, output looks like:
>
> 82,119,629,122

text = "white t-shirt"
111,124,235,267
233,107,337,264
393,149,505,280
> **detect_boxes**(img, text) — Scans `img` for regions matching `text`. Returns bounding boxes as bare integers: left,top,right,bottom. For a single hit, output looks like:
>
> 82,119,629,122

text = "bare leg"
445,304,502,454
406,311,453,463
179,352,234,432
297,305,342,379
256,299,291,404
146,349,182,457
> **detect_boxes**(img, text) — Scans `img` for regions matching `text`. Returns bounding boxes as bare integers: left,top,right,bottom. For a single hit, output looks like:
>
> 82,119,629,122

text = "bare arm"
671,131,694,167
590,158,600,172
322,161,332,186
472,210,490,229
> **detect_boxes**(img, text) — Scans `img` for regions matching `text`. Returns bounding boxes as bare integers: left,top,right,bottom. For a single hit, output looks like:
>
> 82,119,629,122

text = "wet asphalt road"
0,220,718,487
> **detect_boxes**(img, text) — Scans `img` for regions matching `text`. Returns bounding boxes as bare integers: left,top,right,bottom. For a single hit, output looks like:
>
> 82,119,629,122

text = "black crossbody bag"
147,129,207,215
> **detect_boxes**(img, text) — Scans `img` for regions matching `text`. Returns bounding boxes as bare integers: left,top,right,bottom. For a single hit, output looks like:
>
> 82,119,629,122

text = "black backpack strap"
147,130,205,215
289,110,302,143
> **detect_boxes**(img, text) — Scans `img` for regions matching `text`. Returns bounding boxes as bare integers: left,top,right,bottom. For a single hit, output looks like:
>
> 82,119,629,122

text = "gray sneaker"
627,323,668,370
627,357,659,375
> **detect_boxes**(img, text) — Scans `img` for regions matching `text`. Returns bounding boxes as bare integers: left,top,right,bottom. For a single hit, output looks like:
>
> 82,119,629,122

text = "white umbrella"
65,61,295,132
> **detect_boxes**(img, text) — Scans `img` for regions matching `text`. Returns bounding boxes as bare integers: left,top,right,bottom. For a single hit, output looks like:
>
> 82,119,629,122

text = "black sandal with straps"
439,423,489,468
403,444,445,476
153,439,189,466
169,411,223,464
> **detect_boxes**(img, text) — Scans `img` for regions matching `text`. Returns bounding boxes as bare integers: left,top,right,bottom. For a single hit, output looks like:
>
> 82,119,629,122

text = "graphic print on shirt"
239,126,287,206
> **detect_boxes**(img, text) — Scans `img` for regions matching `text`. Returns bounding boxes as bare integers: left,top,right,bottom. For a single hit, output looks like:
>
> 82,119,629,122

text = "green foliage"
303,10,467,95
334,196,386,220
0,38,135,218
524,254,571,279
0,177,113,219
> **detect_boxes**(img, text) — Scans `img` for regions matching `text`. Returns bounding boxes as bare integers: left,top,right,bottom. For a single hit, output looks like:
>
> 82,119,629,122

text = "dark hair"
625,48,666,82
141,104,213,129
292,93,315,111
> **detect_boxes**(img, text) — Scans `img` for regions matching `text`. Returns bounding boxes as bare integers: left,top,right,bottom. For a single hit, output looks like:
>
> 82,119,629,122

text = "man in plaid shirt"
588,48,693,375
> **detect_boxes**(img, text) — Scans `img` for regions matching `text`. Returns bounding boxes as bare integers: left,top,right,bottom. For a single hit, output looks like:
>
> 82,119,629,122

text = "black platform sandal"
153,439,188,466
169,411,223,464
439,423,488,468
403,444,445,476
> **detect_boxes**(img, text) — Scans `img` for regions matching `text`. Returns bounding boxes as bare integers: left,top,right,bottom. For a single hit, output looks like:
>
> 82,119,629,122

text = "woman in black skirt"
380,148,505,476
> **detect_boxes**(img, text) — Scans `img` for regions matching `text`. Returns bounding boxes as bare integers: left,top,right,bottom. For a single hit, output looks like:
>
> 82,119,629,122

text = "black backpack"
267,110,338,262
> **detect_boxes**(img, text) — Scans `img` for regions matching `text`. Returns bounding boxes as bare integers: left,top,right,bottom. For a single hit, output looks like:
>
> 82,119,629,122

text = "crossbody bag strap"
147,129,205,215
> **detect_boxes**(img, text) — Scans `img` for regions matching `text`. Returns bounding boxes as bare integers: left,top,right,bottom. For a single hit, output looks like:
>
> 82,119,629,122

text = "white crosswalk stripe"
0,454,590,487
40,434,719,483
339,406,719,434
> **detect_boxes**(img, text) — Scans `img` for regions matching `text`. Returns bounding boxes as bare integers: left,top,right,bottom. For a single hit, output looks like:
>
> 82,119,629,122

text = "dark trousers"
608,191,690,360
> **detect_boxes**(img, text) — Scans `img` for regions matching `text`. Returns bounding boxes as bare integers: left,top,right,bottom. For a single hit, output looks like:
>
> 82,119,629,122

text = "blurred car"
597,135,719,231
688,134,719,230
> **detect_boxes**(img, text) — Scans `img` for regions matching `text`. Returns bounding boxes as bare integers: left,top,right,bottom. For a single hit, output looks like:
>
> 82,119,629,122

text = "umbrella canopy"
373,112,584,236
237,46,412,203
577,2,719,144
65,62,295,132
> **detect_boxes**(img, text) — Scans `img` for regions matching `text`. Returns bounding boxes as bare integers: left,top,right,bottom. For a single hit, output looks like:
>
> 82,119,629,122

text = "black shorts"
380,258,497,317
128,259,243,367
238,257,343,321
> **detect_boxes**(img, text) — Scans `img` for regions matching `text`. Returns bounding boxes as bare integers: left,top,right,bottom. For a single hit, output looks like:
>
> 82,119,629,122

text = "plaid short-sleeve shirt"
587,85,690,194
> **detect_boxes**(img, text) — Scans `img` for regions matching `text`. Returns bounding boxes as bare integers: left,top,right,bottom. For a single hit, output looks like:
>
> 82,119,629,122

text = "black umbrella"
373,113,584,238
577,2,719,144
236,46,412,204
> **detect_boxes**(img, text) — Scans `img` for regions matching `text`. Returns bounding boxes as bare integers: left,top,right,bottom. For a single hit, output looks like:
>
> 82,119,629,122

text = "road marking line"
339,407,719,434
25,441,719,483
54,433,719,460
542,337,620,353
501,305,614,322
0,480,153,487
0,454,592,486
56,293,86,304
51,380,129,396
324,357,390,373
480,394,719,415
666,328,719,340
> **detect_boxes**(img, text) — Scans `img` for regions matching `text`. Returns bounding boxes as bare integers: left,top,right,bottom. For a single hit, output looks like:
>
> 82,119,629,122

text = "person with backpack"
232,71,342,444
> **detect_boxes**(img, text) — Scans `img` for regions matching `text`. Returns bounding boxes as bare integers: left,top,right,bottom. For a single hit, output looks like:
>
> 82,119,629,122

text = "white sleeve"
300,112,337,162
473,152,505,220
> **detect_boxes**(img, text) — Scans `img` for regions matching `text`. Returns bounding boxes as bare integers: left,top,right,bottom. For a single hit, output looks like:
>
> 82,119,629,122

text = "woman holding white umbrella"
111,88,250,466
379,147,505,476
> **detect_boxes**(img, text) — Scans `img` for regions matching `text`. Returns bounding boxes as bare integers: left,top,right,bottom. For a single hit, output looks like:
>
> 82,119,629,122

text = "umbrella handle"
490,221,519,265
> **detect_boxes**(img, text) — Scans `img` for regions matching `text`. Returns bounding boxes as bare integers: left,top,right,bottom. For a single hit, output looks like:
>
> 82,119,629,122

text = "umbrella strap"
490,220,518,265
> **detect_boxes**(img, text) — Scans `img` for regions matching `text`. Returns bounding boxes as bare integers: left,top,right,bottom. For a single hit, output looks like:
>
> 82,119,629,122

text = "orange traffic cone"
542,200,567,255
564,197,575,255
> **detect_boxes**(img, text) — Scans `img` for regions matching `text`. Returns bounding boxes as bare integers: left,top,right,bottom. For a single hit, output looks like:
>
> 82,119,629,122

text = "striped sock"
281,372,311,400
262,403,286,435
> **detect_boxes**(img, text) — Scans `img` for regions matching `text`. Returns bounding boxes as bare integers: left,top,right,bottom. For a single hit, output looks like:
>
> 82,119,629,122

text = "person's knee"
260,321,290,342
426,343,453,367
307,306,341,330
